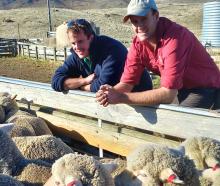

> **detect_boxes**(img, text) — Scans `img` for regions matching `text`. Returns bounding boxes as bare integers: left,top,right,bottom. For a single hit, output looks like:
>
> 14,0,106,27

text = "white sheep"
13,135,74,164
0,174,24,186
0,92,19,120
178,137,220,170
51,153,118,186
8,115,53,136
0,92,52,137
201,166,220,186
0,129,51,185
115,143,200,186
56,22,70,49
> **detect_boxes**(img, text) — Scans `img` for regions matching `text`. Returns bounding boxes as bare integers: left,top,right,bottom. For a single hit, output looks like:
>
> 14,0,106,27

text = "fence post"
22,45,24,56
17,44,21,56
95,27,100,35
35,46,38,60
64,47,67,60
27,45,30,58
44,47,47,60
54,47,57,61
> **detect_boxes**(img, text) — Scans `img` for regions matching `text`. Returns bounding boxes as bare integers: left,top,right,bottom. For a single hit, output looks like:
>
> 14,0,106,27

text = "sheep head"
52,153,116,186
0,93,18,117
159,168,184,185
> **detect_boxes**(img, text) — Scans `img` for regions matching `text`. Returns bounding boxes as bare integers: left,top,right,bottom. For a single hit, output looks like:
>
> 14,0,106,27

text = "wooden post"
17,44,21,56
22,45,24,56
44,47,47,60
54,47,57,61
64,47,67,60
27,45,30,58
95,27,100,35
35,46,38,60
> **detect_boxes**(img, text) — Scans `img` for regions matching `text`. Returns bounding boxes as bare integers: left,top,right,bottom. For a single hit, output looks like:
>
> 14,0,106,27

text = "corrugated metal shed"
202,1,220,47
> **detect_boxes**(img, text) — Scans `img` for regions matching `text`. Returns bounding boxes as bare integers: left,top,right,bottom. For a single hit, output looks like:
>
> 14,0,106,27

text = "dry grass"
0,3,203,47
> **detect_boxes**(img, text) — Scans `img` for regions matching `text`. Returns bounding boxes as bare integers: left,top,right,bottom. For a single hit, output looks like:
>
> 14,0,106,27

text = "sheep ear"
205,157,219,168
102,163,118,173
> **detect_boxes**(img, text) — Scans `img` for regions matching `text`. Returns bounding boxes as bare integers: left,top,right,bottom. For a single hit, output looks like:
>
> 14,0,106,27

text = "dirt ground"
0,57,62,83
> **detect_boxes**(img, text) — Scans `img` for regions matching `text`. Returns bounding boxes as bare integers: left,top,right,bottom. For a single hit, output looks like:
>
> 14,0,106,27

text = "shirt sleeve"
160,31,193,89
90,47,127,92
51,55,80,92
120,38,145,85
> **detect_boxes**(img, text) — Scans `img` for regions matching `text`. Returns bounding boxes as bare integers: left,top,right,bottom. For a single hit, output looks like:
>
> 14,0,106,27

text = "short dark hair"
67,19,95,37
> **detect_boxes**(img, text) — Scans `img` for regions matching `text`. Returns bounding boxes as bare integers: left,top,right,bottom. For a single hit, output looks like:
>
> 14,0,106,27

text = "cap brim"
123,8,151,23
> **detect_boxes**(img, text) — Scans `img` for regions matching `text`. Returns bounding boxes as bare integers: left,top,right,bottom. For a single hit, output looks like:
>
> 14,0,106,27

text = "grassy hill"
0,1,205,47
0,0,213,10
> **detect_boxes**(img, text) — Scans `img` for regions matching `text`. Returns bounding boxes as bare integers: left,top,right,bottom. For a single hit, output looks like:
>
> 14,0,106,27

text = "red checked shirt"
121,17,220,89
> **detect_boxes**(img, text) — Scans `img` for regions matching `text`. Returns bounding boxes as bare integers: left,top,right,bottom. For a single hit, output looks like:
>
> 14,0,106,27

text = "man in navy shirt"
52,19,152,92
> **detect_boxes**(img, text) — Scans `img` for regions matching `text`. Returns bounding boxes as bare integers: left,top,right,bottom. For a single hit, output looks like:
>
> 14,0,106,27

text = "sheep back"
13,135,73,163
15,161,51,186
9,115,52,136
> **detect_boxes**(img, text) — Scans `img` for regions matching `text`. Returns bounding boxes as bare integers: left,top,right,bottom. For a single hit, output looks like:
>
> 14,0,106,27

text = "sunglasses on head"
67,19,90,28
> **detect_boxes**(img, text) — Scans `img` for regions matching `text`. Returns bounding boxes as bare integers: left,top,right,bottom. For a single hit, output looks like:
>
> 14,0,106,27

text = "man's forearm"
119,87,178,105
63,77,88,90
114,82,134,93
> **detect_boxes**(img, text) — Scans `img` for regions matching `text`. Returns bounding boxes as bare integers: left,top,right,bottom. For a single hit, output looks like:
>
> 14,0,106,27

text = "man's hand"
84,73,95,84
96,84,125,107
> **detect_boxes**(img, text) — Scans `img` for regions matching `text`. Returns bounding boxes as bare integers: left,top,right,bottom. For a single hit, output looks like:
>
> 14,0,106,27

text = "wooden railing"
17,42,71,61
0,76,219,156
0,38,17,57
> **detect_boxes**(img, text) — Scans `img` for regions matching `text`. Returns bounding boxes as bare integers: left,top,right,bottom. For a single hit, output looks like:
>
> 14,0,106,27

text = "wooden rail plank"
35,111,178,156
0,76,219,141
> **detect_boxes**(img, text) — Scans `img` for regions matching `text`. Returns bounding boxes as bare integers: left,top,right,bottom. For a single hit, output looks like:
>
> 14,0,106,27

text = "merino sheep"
56,22,70,48
0,92,52,137
52,153,118,186
199,166,220,186
115,143,200,186
0,174,24,186
0,130,51,185
178,137,220,170
8,115,52,136
0,92,19,120
13,135,73,164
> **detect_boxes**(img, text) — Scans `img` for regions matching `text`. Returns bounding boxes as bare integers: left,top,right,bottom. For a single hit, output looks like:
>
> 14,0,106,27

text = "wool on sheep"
116,143,200,186
178,137,220,170
0,130,51,185
8,115,52,136
56,22,70,49
13,135,73,164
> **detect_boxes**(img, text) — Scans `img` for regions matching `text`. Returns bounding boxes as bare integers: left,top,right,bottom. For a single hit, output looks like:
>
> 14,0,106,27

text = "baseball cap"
123,0,158,22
